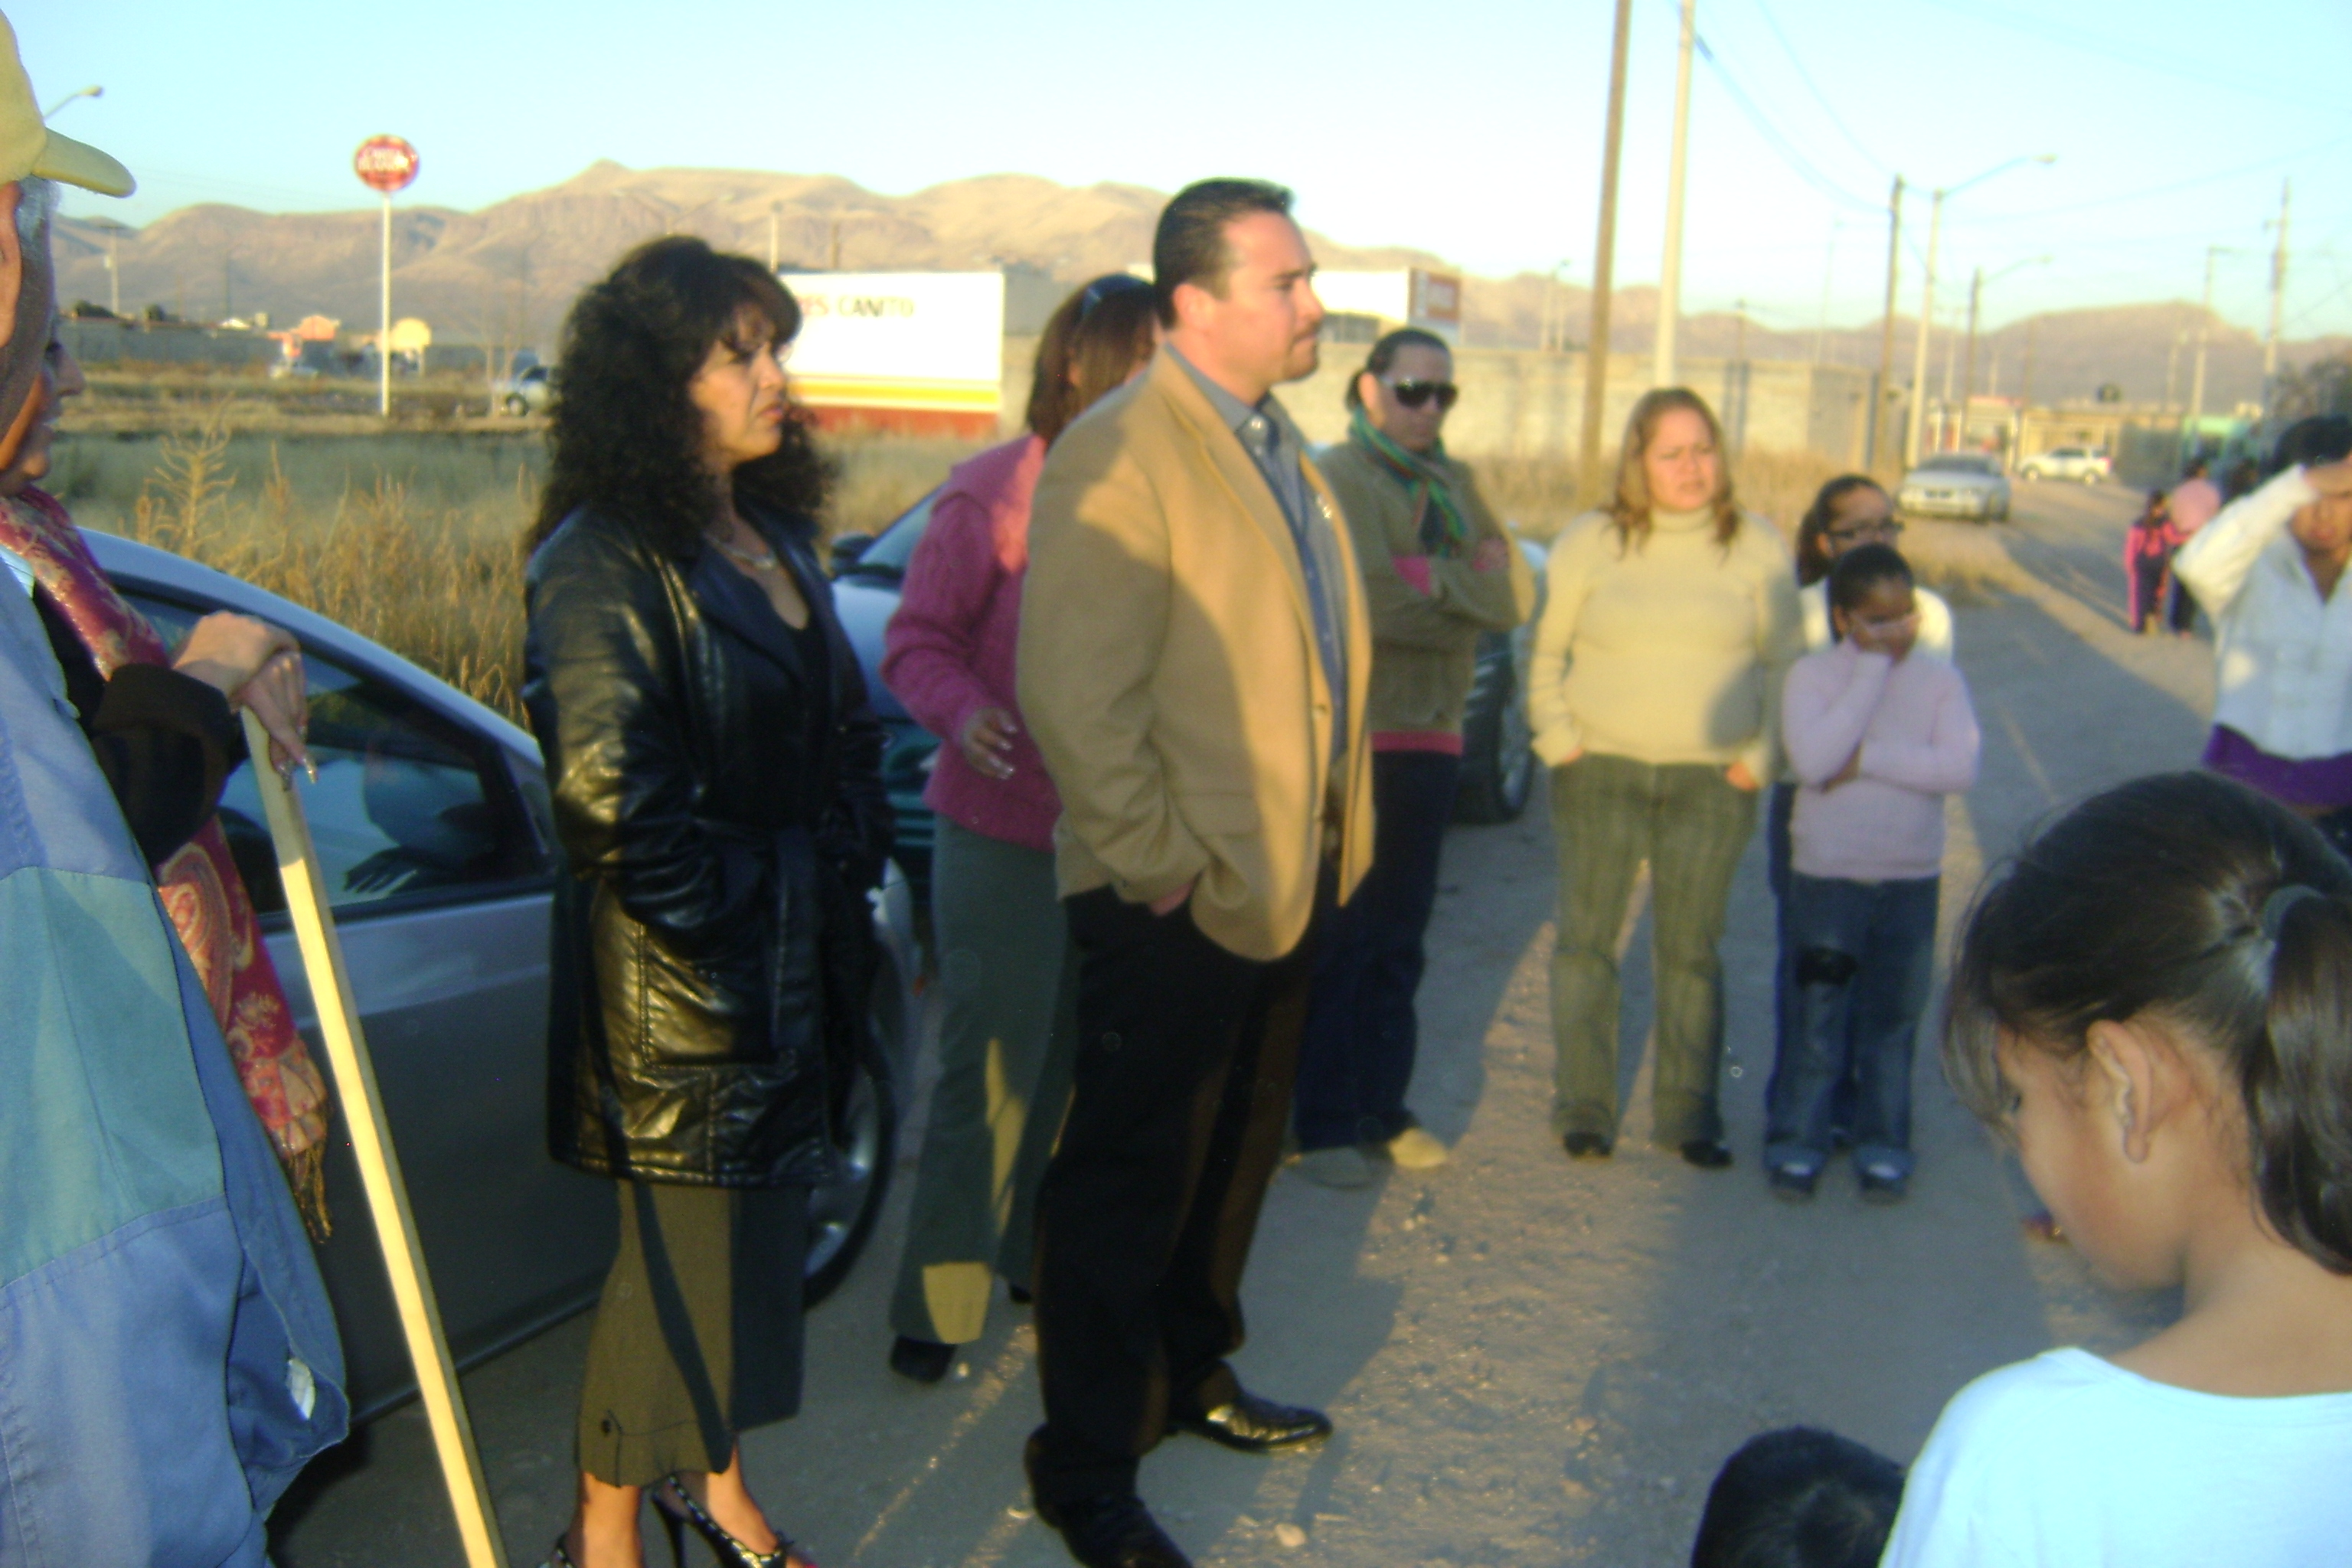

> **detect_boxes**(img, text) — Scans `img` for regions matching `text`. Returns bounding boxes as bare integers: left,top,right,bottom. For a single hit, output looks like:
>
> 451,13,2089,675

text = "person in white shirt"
1879,772,2352,1566
2170,418,2352,854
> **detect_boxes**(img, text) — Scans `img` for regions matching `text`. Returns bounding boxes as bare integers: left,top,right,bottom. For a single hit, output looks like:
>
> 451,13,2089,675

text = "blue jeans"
1295,750,1460,1151
1767,784,1859,1142
1764,872,1939,1178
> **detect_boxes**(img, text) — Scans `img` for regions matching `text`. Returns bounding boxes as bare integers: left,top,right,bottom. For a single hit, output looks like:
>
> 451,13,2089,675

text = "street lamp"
41,84,100,120
1905,154,2055,465
1545,259,1573,353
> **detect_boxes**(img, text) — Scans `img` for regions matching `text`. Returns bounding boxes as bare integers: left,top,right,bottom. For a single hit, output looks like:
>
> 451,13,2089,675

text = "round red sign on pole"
353,136,420,194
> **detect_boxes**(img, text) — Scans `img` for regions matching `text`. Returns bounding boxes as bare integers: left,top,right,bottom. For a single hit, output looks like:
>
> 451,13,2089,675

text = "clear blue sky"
24,0,2352,338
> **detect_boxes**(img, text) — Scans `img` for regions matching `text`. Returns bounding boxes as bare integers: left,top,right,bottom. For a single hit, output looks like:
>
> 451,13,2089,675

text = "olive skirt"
576,1181,808,1487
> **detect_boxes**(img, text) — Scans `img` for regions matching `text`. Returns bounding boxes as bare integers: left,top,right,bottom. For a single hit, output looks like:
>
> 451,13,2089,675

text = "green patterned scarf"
1351,408,1471,557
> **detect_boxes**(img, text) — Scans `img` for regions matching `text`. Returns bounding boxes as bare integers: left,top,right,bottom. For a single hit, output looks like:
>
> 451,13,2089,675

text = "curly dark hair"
528,236,833,558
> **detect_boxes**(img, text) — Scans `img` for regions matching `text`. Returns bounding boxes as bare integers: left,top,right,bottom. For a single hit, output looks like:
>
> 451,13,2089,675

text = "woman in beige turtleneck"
1527,387,1801,1168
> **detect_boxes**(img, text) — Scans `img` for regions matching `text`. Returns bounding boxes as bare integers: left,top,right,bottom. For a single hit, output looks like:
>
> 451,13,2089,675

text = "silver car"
1896,452,2011,523
85,530,920,1419
492,363,551,417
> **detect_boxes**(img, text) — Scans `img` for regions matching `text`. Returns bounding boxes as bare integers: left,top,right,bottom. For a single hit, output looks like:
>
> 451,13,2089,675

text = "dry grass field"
53,420,981,719
52,413,2011,725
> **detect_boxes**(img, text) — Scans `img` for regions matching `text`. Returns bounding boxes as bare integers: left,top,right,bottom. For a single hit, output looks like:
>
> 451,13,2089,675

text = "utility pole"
2189,244,2218,433
1904,189,1947,467
1959,268,1983,447
1730,299,1749,452
2264,180,2290,413
1869,175,1903,471
1903,155,2054,468
828,217,843,271
1652,0,1696,389
767,201,781,273
2020,316,2037,410
1814,220,1840,365
1579,0,1636,490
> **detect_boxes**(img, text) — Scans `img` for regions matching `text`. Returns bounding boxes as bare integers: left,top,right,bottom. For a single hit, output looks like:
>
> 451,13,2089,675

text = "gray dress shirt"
1169,346,1351,766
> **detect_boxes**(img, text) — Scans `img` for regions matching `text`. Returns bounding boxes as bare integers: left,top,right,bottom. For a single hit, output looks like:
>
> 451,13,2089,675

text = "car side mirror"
829,533,876,576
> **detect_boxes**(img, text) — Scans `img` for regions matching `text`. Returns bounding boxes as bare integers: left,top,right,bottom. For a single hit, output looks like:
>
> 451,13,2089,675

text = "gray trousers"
888,818,1079,1344
1549,753,1757,1147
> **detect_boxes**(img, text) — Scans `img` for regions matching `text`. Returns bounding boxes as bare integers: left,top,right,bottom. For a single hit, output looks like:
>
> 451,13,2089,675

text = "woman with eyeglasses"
1527,387,1802,1168
877,273,1159,1379
1767,475,1955,1154
1292,328,1534,1187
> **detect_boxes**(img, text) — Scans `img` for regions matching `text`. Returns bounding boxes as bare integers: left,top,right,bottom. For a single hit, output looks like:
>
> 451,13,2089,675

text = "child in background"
1880,772,2352,1565
1689,1428,1903,1568
2124,488,2175,634
1768,545,1979,1202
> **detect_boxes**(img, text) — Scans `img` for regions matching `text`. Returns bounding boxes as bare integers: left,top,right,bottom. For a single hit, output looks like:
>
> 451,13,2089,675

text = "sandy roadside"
273,478,2212,1567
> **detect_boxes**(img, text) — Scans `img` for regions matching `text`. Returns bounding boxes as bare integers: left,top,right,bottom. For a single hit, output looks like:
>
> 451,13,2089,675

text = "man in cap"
0,15,348,1563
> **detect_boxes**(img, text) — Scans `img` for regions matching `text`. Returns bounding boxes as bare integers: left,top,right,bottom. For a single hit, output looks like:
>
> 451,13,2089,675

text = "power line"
1746,0,1890,177
1681,18,1883,216
1956,136,2351,229
1909,0,2340,113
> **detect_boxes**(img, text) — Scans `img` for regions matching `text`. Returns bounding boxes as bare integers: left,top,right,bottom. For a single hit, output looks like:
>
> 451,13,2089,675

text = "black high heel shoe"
654,1477,808,1568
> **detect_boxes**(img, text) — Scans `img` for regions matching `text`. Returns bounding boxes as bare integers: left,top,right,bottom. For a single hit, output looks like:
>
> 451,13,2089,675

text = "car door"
122,590,613,1417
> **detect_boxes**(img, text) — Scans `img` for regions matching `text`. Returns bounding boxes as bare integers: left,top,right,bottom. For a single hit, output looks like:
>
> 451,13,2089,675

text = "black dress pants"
1027,881,1324,1507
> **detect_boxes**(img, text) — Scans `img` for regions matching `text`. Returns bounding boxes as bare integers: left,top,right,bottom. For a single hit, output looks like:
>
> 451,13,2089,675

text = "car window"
124,590,550,916
849,488,939,577
1919,456,1996,475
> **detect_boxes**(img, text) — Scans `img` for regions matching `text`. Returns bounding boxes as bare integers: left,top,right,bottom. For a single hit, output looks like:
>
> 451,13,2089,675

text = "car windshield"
1919,455,1998,475
847,488,940,578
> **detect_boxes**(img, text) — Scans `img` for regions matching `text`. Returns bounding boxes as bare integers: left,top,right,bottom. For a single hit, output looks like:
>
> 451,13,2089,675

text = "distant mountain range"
54,161,2344,407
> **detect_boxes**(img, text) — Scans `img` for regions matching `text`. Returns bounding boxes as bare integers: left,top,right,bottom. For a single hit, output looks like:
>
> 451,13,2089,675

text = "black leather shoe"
1172,1390,1332,1453
889,1334,955,1383
1562,1132,1614,1160
1680,1139,1735,1170
1034,1493,1191,1568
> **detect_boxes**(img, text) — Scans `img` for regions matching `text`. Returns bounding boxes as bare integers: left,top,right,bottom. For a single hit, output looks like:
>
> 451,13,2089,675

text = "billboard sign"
1312,268,1462,344
782,272,1004,426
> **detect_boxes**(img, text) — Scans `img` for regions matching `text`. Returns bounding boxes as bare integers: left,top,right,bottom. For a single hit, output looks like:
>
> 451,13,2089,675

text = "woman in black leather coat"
522,237,889,1568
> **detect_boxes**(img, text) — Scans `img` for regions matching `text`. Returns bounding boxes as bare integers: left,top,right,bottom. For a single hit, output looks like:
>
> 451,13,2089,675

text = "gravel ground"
272,477,2209,1567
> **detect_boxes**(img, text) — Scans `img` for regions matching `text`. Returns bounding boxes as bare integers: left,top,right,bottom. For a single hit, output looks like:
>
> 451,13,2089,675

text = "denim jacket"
0,552,347,1566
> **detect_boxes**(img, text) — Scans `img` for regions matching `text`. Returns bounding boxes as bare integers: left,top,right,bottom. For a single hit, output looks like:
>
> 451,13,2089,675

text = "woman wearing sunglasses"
1292,328,1534,1187
1527,387,1802,1168
877,274,1159,1379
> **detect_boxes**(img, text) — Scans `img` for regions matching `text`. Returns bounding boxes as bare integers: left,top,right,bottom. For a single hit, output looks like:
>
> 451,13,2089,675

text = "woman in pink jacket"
880,276,1158,1382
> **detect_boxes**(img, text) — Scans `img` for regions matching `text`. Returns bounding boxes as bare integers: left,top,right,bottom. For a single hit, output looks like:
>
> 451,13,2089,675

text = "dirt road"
273,478,2211,1566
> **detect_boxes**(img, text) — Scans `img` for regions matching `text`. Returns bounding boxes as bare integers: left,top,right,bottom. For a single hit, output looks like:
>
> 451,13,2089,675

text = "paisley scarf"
0,488,332,1238
1351,407,1472,557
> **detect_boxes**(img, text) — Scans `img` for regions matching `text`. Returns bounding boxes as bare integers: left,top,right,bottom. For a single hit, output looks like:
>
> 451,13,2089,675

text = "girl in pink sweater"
1766,544,1979,1204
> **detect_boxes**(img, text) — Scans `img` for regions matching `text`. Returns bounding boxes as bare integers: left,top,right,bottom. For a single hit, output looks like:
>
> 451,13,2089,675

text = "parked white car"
2017,446,2111,483
1896,452,2012,523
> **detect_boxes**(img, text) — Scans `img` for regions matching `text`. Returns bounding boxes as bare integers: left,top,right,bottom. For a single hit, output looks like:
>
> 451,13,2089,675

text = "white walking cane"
241,710,511,1568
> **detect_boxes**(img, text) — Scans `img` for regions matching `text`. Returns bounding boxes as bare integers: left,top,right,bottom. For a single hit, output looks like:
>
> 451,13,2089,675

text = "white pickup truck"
2018,446,2111,483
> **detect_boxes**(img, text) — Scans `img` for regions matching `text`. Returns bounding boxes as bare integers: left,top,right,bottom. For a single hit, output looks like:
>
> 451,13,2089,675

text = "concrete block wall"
1001,335,1876,466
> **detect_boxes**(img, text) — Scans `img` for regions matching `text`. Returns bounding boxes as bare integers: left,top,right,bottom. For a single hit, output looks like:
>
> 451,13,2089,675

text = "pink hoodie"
880,435,1062,853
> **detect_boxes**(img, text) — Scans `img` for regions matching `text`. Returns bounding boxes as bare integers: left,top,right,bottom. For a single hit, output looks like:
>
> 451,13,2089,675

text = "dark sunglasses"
1390,379,1459,411
1078,273,1152,322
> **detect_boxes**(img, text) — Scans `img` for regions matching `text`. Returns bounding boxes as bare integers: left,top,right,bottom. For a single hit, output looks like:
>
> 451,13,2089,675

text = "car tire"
1455,639,1534,825
803,958,903,1306
503,394,529,417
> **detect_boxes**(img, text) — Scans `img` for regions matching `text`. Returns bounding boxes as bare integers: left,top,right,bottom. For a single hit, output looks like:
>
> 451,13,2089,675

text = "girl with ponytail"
1880,769,2352,1565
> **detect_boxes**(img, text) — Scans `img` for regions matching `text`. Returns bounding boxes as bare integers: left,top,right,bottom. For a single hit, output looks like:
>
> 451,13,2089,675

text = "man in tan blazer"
1016,178,1373,1568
